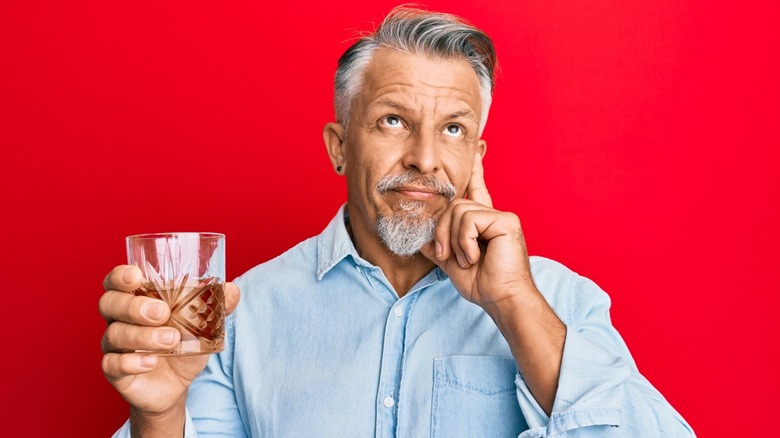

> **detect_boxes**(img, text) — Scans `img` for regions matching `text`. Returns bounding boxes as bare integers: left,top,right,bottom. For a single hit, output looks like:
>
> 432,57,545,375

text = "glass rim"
126,232,225,241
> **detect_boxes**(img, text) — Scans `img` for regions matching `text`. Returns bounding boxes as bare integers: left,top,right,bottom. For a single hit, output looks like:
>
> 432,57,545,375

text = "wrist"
130,399,187,438
483,286,565,357
479,283,539,324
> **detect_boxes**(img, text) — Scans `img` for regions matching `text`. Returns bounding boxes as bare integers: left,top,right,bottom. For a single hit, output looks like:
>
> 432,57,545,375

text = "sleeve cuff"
515,326,629,434
111,409,198,438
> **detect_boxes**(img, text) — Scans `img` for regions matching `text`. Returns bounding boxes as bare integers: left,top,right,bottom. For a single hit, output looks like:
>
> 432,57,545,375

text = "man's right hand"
99,265,240,436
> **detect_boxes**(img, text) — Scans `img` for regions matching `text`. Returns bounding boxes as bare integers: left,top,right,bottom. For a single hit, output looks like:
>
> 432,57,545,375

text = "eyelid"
442,123,465,137
379,114,406,128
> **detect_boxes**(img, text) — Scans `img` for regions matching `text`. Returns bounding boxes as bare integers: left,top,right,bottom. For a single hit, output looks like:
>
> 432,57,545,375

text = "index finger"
98,290,170,326
467,152,493,208
103,265,143,293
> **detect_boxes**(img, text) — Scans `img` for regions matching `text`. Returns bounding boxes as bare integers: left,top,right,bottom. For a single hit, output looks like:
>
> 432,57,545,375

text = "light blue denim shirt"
114,204,694,437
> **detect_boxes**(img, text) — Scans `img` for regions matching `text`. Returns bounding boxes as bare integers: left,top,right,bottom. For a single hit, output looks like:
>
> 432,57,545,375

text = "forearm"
130,400,187,438
486,289,566,415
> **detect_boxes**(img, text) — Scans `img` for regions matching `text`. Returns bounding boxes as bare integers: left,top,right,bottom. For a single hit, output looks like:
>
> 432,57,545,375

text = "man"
101,7,695,437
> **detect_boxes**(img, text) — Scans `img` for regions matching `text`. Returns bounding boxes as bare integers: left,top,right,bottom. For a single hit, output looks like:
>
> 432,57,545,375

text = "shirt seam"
567,272,578,328
547,407,622,435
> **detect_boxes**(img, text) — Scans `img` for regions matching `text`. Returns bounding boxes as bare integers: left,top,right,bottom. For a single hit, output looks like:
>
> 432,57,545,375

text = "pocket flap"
434,355,518,396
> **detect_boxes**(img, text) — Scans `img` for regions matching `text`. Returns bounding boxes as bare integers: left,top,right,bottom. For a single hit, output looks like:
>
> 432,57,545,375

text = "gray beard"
376,200,436,257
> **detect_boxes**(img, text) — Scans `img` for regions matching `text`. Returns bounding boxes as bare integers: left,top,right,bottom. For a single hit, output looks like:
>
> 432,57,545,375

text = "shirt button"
393,307,403,318
383,396,395,408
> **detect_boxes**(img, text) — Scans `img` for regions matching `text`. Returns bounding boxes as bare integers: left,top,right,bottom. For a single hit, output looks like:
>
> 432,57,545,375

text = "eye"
380,115,403,128
443,124,463,137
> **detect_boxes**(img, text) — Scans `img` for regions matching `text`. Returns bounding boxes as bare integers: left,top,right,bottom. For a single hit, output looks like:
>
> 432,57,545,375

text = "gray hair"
334,7,498,135
376,199,437,257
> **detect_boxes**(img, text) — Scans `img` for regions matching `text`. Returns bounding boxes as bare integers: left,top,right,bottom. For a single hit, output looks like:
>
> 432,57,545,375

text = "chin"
377,203,437,257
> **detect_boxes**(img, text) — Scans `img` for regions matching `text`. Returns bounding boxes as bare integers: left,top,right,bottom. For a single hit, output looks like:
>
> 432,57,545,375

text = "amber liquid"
133,278,226,356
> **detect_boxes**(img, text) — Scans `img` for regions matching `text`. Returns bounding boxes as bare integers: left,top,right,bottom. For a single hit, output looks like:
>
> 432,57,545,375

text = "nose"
401,128,441,175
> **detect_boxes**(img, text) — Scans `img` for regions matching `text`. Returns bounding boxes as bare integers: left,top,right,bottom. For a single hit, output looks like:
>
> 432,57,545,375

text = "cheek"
442,156,474,194
347,154,385,195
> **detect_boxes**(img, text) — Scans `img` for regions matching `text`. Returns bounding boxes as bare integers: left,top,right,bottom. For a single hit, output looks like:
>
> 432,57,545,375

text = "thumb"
224,282,241,315
420,242,445,269
467,153,493,208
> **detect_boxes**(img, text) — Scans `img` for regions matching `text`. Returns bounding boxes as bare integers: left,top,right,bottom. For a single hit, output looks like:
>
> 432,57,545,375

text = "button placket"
374,293,420,437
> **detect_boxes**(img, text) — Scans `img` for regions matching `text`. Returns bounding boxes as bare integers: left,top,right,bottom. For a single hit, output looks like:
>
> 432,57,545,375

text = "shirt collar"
317,203,360,280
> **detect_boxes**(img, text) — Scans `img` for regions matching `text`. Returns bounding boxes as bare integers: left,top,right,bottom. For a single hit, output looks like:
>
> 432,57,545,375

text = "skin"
324,48,488,294
99,267,240,436
324,48,566,415
99,47,566,436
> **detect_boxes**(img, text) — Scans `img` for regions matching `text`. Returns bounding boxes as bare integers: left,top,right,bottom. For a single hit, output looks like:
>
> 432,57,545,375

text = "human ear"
323,122,346,175
477,139,487,159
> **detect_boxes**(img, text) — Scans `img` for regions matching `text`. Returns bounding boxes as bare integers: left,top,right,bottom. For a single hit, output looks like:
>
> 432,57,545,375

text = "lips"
393,186,441,199
376,171,457,201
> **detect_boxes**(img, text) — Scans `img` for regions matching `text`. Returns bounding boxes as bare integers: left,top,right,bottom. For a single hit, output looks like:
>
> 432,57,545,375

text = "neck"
346,208,435,298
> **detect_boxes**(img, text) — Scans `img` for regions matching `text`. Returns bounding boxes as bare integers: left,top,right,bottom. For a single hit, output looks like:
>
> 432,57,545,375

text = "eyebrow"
447,109,477,121
371,98,409,112
371,99,477,121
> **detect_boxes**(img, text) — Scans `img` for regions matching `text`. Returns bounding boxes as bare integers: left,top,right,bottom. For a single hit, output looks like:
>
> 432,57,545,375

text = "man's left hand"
420,153,566,416
420,153,535,311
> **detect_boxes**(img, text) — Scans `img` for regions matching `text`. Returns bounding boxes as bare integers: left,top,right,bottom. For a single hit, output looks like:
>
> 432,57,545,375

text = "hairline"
340,45,492,136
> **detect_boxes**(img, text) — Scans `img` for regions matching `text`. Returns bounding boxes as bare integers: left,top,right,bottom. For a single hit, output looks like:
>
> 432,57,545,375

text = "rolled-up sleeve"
186,313,247,437
515,267,696,437
111,410,199,438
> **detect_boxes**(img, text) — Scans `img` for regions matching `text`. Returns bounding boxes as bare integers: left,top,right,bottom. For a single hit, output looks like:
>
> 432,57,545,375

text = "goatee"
376,200,437,257
375,171,456,257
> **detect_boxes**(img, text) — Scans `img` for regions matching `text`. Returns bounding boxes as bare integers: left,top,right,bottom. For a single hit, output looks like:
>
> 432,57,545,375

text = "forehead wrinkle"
445,109,478,124
365,85,478,126
432,97,479,127
370,98,410,112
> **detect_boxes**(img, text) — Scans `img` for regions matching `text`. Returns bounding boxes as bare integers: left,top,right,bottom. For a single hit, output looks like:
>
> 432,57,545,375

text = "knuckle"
461,209,476,222
104,322,124,350
101,354,113,374
127,294,147,320
98,292,113,318
102,353,132,379
99,291,143,323
452,202,468,216
446,199,464,214
505,212,521,228
117,355,137,375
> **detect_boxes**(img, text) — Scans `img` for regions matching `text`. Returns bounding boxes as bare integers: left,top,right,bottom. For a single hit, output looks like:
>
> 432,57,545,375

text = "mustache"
375,171,457,201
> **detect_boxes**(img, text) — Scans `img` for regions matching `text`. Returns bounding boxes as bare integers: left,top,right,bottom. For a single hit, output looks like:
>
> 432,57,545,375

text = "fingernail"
154,329,176,346
435,241,443,259
455,252,467,269
464,251,473,264
122,267,139,284
142,301,166,321
140,355,156,368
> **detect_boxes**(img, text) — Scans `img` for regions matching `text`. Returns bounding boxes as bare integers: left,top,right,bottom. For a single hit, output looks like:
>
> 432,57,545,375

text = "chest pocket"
431,355,528,438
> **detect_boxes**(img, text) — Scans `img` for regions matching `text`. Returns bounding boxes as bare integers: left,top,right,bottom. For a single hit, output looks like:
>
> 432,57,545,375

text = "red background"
1,1,778,436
